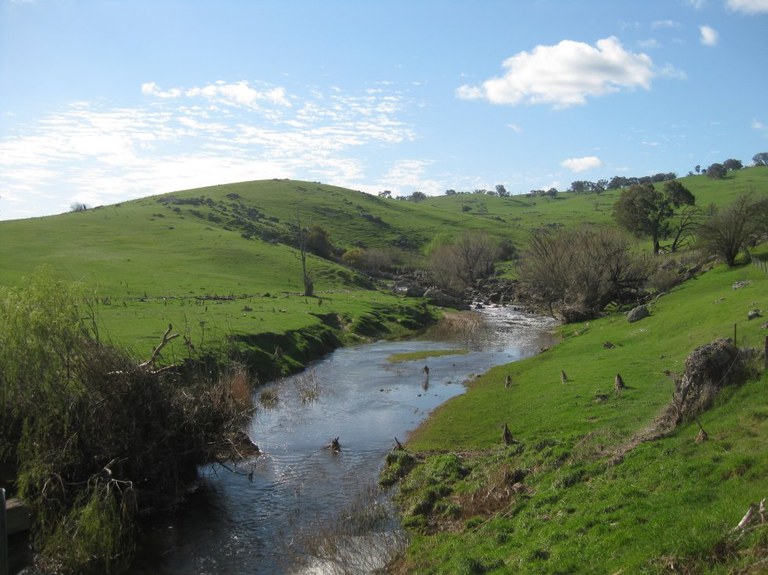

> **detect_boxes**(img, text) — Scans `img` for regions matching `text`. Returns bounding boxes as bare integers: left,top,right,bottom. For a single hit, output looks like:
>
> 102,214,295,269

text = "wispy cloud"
456,37,654,109
699,25,719,46
561,156,603,172
726,0,768,14
652,20,681,29
0,82,416,218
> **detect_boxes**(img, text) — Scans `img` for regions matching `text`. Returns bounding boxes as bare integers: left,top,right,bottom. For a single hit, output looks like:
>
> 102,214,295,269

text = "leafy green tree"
613,182,695,254
752,152,768,166
706,162,726,179
495,184,509,197
663,180,696,208
408,191,427,202
723,158,743,171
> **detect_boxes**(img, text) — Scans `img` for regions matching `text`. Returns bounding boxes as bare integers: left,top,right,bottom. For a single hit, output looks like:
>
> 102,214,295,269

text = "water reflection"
146,308,556,574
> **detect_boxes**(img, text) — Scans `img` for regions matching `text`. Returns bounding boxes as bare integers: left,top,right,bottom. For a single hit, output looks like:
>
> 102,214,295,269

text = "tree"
668,205,702,253
663,180,696,208
570,180,594,194
697,194,768,266
752,152,768,166
445,189,457,196
70,202,88,212
408,191,427,202
428,232,501,294
723,158,743,171
613,183,695,254
378,190,392,198
305,224,334,259
295,213,315,297
495,184,509,197
517,225,649,322
706,162,727,179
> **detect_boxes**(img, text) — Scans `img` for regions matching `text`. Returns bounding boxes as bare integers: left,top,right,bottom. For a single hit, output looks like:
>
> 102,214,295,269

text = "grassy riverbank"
391,262,768,574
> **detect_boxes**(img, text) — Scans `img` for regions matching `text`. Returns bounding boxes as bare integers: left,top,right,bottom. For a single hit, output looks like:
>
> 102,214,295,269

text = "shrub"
517,225,650,322
0,269,254,573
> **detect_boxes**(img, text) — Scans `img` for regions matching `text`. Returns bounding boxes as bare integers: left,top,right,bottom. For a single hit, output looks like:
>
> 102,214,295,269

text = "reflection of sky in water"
149,309,556,575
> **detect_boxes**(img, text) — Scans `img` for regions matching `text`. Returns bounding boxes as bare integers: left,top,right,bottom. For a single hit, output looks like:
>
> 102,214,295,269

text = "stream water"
146,307,556,574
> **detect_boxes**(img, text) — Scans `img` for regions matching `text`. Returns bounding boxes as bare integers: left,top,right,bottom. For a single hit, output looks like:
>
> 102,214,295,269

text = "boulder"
673,338,747,420
627,304,650,323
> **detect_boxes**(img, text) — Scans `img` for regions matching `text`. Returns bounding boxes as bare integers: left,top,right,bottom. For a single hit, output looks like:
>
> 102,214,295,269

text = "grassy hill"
1,168,766,368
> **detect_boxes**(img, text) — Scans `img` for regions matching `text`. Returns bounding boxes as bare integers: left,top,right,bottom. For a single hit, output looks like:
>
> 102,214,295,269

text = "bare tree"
428,232,501,294
697,194,768,266
518,225,649,322
295,212,314,297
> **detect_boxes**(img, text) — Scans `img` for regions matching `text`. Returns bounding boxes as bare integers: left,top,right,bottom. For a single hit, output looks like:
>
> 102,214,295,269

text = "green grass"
394,262,768,574
1,168,765,359
388,349,469,363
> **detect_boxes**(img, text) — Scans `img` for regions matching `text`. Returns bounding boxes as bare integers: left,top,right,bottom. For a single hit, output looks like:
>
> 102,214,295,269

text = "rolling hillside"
1,168,767,369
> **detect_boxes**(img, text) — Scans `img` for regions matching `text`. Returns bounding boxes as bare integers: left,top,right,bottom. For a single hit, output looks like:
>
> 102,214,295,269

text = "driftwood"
393,437,404,451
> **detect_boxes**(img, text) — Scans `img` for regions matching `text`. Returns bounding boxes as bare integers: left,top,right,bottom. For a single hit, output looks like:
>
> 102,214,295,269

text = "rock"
423,288,468,310
673,339,747,421
747,309,761,320
732,280,751,290
627,305,650,323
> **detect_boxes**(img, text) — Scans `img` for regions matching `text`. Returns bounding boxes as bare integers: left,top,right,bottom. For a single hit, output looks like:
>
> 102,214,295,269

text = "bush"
517,225,650,322
0,269,254,573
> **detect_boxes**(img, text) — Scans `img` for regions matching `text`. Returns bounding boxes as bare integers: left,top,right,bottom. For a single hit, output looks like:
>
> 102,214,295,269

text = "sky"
1,0,767,221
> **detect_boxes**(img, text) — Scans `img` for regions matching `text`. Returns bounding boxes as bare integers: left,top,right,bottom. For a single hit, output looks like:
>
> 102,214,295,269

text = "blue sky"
1,0,767,220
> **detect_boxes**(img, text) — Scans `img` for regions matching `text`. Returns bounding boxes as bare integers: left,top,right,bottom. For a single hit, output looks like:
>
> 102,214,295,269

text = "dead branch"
139,323,179,369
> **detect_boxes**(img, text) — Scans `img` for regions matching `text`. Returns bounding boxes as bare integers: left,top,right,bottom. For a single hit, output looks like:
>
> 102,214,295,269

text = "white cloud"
726,0,768,14
0,83,417,219
699,25,719,46
658,63,688,80
561,156,603,172
684,0,707,9
456,37,655,109
143,80,291,108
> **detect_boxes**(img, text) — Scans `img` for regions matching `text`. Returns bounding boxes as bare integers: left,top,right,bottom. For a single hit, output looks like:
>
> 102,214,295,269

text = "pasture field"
395,262,768,574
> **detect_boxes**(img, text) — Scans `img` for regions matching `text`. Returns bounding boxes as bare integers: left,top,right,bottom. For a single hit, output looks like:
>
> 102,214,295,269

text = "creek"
145,307,556,574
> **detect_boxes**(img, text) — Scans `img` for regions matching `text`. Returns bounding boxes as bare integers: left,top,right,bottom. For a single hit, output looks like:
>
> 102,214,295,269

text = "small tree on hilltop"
752,152,768,166
706,162,727,179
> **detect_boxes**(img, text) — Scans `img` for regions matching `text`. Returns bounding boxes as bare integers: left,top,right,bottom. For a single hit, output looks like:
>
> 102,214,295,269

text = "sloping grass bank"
391,263,768,574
